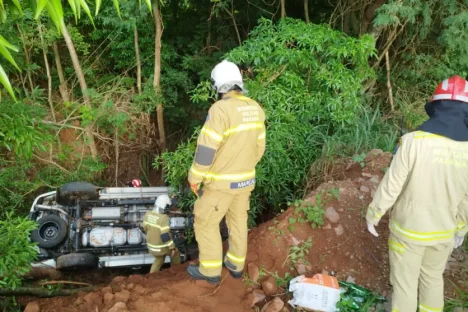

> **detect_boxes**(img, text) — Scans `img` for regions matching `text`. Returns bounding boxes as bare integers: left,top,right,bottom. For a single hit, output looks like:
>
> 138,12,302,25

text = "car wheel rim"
39,221,60,241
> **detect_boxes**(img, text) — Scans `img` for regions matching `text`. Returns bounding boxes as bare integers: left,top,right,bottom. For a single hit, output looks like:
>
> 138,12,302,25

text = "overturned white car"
29,182,217,270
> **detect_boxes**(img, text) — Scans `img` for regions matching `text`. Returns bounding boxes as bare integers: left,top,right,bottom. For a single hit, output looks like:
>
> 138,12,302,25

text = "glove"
454,235,465,249
367,221,379,237
190,184,200,197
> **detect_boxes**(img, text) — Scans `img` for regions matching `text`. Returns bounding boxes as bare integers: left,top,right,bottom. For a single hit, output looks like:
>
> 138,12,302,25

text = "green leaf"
50,0,64,21
10,0,23,15
78,0,94,26
112,0,121,19
95,0,101,16
67,0,78,22
0,0,3,10
0,35,19,52
0,64,17,101
45,3,60,31
35,0,48,19
0,44,20,70
144,0,152,14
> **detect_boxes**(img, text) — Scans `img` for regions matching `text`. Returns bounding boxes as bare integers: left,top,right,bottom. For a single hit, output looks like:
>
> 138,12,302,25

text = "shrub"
0,212,37,289
157,18,396,224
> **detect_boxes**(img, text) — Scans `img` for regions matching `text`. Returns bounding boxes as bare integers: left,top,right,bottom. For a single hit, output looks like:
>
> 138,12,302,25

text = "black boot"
223,259,243,279
186,264,221,284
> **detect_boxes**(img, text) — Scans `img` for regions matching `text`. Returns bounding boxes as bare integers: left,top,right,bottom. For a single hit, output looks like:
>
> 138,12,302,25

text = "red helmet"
431,75,468,104
131,178,142,187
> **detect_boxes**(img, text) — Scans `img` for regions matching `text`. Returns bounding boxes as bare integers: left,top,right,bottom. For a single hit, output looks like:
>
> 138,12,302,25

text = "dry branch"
385,51,395,111
40,281,92,287
0,286,97,298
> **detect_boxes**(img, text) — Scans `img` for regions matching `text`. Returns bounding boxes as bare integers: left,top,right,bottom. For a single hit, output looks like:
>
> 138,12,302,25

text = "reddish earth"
24,150,467,312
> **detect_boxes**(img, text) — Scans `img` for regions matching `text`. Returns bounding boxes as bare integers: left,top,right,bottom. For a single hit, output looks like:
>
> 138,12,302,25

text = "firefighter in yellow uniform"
366,75,468,312
143,194,181,273
186,60,266,284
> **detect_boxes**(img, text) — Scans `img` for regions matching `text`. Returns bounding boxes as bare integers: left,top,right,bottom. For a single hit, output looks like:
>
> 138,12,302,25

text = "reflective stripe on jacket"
367,131,468,245
143,211,174,256
188,90,266,192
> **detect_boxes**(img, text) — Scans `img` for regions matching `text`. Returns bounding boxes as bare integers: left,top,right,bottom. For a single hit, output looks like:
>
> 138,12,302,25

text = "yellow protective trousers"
193,188,250,277
388,234,453,312
149,249,181,273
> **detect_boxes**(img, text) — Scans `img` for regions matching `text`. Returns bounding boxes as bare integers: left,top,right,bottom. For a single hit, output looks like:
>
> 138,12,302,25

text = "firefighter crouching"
366,75,468,312
186,60,266,284
143,194,181,273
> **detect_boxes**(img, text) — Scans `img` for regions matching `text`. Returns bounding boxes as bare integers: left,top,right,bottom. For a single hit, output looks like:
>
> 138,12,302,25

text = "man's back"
189,90,266,192
371,130,468,245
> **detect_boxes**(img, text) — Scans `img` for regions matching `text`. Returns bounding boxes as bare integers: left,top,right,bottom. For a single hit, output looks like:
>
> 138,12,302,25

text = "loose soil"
23,150,468,312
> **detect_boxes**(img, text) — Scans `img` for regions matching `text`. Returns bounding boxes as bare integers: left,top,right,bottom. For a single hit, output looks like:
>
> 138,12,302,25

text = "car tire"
56,182,99,206
56,253,98,271
31,214,68,248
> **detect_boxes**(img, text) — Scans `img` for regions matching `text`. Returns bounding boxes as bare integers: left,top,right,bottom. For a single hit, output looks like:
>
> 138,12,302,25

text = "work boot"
223,259,243,279
186,264,221,285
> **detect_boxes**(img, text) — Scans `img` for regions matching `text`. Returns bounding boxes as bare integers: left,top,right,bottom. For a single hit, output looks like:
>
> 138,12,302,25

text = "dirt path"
25,150,467,312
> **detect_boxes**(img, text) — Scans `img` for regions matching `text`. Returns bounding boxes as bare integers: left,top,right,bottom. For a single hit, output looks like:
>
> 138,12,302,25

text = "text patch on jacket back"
230,178,256,189
238,105,260,122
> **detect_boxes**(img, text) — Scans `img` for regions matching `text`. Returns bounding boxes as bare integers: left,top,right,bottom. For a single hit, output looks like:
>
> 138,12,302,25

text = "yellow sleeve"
457,194,468,237
256,123,266,163
188,104,228,185
366,136,413,225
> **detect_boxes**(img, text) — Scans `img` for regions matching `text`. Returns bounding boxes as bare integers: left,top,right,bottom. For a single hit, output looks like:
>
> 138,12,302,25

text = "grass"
444,281,468,311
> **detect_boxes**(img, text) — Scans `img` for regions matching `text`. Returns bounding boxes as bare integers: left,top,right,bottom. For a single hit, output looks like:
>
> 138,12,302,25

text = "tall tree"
153,0,166,153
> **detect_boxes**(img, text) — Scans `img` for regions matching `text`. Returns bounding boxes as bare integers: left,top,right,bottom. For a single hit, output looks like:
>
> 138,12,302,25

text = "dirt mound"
27,150,394,312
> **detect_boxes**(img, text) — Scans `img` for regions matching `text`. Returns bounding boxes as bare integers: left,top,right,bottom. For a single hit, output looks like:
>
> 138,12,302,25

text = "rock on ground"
262,276,278,296
249,289,266,307
261,298,284,312
24,302,40,312
108,302,128,312
325,207,340,223
248,263,260,283
114,289,131,303
334,224,344,236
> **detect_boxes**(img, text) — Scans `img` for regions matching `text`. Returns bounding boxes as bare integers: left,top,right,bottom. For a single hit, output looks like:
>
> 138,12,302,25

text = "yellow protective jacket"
188,90,266,192
367,130,468,245
142,211,175,256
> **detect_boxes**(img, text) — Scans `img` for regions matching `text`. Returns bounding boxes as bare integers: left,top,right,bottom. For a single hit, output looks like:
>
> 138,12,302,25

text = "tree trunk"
61,22,98,159
223,2,242,46
37,23,56,123
134,23,142,95
52,41,70,102
17,24,34,94
153,0,166,153
304,0,310,23
281,0,286,18
360,0,387,35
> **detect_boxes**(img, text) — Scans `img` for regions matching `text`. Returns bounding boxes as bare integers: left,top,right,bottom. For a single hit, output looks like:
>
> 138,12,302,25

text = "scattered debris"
346,276,356,284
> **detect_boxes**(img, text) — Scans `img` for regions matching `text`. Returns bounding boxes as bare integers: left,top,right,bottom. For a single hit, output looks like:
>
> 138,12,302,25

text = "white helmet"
154,194,172,213
211,60,246,94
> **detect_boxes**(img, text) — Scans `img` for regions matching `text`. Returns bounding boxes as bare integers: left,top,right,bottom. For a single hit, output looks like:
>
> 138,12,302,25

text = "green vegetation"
289,197,326,230
0,1,467,306
0,212,37,289
283,238,313,271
